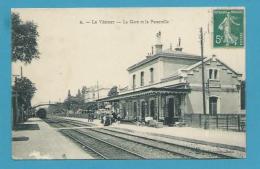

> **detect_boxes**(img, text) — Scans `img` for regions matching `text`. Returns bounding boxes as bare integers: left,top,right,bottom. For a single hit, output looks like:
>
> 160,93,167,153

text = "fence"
184,114,246,132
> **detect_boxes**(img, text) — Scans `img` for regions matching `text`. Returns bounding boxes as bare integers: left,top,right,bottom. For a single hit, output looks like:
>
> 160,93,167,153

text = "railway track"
79,128,235,159
74,128,189,159
45,117,244,159
58,118,96,127
47,118,191,158
60,129,145,159
44,117,93,128
46,118,147,159
96,128,245,159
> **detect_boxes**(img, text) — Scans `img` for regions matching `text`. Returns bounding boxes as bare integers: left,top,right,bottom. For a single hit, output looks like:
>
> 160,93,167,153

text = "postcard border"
0,0,260,169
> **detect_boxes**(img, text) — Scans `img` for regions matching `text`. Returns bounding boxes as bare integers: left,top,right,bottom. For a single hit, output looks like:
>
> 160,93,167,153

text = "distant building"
99,32,243,126
83,85,111,102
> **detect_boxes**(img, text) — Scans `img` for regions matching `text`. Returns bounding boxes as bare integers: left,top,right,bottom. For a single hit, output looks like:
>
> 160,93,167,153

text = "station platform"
12,117,93,159
61,116,246,148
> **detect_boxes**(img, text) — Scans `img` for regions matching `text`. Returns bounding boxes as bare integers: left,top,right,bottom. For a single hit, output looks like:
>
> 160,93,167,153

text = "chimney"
146,52,151,58
155,31,163,54
212,54,217,61
155,44,163,54
175,37,183,51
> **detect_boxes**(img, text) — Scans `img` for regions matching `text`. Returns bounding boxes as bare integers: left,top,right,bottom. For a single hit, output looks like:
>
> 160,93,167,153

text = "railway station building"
98,33,243,127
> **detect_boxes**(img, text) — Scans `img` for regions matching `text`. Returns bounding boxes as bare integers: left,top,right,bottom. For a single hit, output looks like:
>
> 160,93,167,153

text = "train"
36,108,47,118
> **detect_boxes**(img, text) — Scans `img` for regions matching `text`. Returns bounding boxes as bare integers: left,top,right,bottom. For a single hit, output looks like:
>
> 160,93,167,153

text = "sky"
12,8,245,105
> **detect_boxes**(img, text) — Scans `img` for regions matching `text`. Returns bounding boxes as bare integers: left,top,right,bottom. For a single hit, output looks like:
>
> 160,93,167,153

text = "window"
150,68,154,83
209,69,213,79
140,71,144,86
209,69,218,80
133,102,137,114
133,74,136,89
214,69,218,79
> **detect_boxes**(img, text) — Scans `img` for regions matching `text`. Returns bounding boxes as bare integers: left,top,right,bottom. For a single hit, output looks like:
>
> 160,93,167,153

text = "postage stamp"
213,9,244,48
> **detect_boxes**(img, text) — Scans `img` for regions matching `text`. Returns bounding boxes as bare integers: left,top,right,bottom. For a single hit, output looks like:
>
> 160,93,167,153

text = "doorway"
122,104,126,119
133,102,137,119
150,100,155,118
167,97,175,125
141,101,146,121
209,97,218,115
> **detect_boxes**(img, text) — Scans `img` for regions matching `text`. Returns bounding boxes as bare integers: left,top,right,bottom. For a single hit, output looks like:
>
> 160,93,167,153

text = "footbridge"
32,101,61,109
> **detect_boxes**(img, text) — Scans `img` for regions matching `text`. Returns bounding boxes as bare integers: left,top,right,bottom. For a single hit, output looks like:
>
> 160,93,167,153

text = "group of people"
87,112,95,122
102,111,121,126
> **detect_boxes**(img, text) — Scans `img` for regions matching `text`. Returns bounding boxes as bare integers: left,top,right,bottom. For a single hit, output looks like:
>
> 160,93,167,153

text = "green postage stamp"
213,9,244,48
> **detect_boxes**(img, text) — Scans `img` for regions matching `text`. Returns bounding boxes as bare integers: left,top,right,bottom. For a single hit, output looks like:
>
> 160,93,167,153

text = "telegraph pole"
200,27,206,115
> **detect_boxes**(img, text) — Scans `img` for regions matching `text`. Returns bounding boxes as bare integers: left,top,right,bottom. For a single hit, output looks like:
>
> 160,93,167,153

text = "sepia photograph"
11,7,246,160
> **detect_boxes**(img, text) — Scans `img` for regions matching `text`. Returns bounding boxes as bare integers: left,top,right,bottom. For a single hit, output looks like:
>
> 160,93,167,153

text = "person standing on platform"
117,113,121,125
87,112,90,122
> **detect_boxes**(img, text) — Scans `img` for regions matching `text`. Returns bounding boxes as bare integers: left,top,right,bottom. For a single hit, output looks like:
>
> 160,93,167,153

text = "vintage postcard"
11,7,246,160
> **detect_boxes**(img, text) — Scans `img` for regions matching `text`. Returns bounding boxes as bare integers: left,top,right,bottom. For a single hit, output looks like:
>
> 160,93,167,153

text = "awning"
97,87,190,102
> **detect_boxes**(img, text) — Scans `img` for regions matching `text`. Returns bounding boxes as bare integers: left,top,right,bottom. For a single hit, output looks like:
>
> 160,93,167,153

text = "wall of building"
128,59,162,89
186,59,241,86
185,58,242,114
185,89,241,114
213,90,241,113
162,57,198,79
84,87,110,102
122,56,242,119
127,57,199,90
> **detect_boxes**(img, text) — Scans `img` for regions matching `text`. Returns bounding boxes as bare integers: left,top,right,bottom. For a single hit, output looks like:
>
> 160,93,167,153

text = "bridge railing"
32,102,60,108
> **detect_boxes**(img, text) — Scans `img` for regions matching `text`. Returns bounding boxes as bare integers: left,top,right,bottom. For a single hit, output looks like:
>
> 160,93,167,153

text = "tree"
13,77,37,110
12,12,40,64
67,90,71,98
65,90,72,110
107,86,119,111
64,89,85,112
108,86,118,97
81,86,87,95
76,89,82,98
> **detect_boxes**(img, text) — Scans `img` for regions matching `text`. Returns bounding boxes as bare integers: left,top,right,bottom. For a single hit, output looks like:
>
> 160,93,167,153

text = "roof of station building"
127,48,202,72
